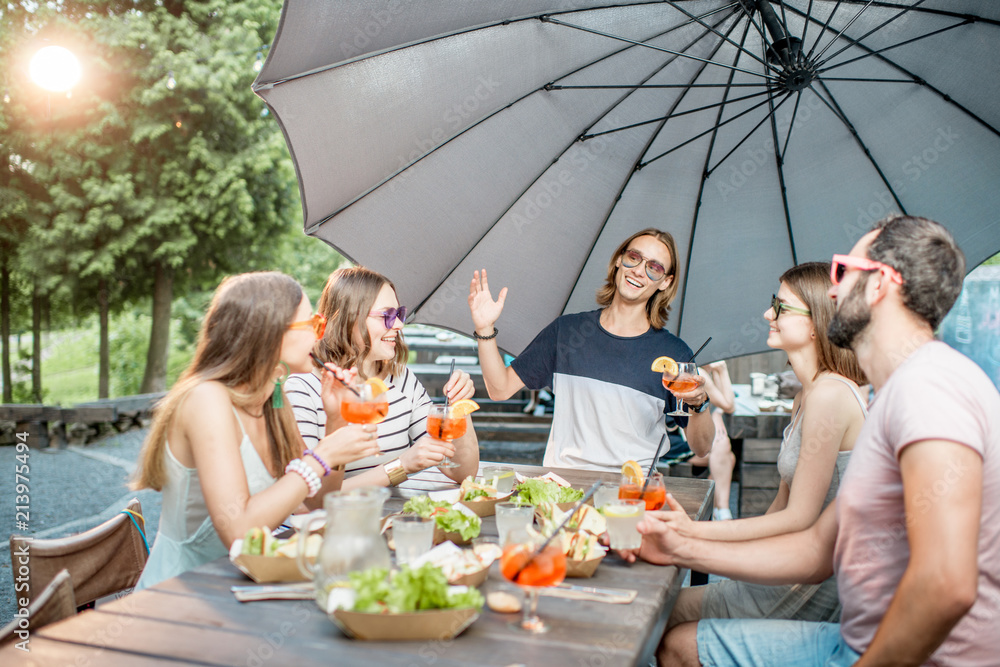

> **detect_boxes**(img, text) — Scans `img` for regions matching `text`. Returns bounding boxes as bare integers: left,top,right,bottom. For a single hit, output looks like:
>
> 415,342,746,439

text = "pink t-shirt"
835,342,1000,665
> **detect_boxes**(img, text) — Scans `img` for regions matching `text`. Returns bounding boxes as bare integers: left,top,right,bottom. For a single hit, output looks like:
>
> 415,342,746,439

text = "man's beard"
828,277,871,349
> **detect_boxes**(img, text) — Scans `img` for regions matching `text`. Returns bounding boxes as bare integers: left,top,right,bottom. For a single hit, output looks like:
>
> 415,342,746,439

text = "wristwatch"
383,458,408,486
690,398,712,414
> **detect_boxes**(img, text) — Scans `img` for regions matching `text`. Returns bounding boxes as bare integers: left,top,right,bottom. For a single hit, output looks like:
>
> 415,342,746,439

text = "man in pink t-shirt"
622,215,1000,666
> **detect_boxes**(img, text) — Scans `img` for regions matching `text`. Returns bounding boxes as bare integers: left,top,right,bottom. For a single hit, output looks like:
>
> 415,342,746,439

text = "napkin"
231,583,315,602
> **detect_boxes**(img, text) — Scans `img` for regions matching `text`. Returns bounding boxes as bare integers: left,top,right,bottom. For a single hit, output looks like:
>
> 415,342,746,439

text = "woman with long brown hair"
660,261,868,627
286,267,479,491
133,272,379,589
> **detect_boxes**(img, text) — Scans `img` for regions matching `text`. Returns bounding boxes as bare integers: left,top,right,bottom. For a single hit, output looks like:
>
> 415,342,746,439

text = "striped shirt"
285,367,458,491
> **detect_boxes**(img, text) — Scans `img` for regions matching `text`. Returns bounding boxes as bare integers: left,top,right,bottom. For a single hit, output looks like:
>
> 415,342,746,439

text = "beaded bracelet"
285,458,321,497
303,448,332,477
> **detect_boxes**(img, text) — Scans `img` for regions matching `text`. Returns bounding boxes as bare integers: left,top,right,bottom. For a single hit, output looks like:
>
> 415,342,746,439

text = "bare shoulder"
810,375,862,408
177,381,235,424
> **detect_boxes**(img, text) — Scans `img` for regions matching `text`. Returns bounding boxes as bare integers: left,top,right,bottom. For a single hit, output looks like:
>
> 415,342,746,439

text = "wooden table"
5,465,713,666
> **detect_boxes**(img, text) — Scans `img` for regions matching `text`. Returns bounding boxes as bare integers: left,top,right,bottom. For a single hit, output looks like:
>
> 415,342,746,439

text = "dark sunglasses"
368,306,407,329
771,294,811,319
830,254,903,286
621,248,668,282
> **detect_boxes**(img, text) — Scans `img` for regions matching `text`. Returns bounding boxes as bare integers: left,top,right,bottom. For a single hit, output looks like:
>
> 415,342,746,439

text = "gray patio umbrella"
253,1,1000,361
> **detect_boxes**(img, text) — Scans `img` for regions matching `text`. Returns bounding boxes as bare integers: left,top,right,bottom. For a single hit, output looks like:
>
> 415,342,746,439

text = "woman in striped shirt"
287,267,480,492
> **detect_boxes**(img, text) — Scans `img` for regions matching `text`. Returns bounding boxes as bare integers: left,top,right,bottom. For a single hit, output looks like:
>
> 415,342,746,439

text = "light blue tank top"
136,408,276,590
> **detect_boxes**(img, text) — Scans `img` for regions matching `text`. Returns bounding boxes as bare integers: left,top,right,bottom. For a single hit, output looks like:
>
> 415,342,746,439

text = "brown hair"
133,272,306,491
869,215,965,329
780,262,867,385
595,228,679,328
313,266,408,379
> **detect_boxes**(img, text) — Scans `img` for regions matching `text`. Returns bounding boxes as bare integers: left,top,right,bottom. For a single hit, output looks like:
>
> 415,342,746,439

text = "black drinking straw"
446,358,456,406
309,352,361,397
641,434,668,494
511,480,602,579
688,336,712,363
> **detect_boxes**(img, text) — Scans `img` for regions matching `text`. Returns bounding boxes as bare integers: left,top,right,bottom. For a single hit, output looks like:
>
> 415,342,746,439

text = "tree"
3,0,298,398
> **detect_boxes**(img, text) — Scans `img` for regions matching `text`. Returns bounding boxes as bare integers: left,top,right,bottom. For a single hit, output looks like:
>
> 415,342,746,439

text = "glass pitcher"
296,486,390,600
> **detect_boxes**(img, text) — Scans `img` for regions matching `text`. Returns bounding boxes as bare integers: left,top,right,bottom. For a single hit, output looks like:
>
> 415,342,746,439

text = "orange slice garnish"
651,356,679,378
449,399,480,417
365,377,389,397
621,460,644,486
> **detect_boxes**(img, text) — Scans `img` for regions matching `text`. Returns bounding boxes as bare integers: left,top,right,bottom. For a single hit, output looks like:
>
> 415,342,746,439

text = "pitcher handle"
295,514,325,580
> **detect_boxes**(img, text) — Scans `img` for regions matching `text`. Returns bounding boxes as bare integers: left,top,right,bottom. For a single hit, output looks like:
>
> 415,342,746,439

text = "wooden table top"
6,465,714,666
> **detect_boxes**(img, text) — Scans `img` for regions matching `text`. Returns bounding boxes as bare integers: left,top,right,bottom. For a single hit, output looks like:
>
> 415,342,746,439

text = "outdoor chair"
0,569,76,645
9,498,149,610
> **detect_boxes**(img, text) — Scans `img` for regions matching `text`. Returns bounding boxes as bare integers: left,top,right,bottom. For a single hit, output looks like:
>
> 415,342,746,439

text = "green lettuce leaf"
513,478,584,505
348,564,484,613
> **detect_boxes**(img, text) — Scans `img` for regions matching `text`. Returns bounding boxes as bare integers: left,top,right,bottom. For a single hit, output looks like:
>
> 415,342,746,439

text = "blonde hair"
133,272,305,491
313,266,408,379
596,228,679,328
780,262,867,385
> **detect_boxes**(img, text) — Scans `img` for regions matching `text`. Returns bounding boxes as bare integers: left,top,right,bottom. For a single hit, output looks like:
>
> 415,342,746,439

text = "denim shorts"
697,620,862,666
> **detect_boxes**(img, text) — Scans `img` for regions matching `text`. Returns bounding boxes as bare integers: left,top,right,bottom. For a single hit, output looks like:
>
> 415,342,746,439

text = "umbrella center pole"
751,0,817,93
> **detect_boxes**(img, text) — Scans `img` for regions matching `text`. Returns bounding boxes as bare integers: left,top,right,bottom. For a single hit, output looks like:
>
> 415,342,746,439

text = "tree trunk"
1,259,11,403
98,278,109,399
139,263,173,394
32,283,43,403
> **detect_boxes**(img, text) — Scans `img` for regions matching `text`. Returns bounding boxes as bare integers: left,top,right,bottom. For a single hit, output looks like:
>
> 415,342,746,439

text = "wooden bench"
0,393,164,448
739,438,782,517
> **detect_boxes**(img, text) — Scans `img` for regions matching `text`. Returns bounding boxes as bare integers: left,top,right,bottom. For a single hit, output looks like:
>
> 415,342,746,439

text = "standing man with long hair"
469,228,714,472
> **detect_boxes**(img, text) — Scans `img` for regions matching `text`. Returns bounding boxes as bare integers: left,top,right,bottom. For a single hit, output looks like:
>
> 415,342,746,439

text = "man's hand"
468,269,507,335
616,509,687,566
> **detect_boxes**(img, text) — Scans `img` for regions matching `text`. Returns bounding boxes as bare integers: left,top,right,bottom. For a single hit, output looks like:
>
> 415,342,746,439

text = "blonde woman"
286,267,479,492
663,262,868,626
133,272,379,589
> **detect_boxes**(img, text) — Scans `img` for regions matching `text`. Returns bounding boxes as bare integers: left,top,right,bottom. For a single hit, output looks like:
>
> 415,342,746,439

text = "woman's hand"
443,369,475,403
399,435,456,473
468,269,507,333
314,423,381,468
319,363,359,421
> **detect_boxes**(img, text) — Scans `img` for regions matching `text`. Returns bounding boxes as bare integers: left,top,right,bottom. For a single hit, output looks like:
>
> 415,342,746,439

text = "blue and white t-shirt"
511,309,692,472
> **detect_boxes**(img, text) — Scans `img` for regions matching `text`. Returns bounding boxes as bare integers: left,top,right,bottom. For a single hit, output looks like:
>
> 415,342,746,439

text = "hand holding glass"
426,404,466,469
664,362,699,416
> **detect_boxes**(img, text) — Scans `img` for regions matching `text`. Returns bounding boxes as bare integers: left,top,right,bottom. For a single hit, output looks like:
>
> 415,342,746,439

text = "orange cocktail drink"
619,472,667,510
426,414,467,441
662,376,699,393
500,542,567,588
340,399,389,424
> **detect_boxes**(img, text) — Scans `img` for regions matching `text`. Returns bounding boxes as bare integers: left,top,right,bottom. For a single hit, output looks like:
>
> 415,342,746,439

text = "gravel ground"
0,430,161,626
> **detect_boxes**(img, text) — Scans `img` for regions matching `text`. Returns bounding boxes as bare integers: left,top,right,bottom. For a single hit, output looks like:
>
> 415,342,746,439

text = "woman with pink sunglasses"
286,267,479,492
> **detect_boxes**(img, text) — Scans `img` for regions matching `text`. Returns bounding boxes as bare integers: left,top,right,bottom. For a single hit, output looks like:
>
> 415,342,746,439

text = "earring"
272,361,290,409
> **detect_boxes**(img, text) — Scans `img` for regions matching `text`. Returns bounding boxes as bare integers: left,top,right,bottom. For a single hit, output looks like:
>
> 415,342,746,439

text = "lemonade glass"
604,499,646,550
499,527,567,633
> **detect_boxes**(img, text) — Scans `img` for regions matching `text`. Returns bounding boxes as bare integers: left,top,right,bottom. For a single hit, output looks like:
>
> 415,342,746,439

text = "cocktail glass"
604,499,645,550
426,403,466,469
340,381,389,431
499,527,567,634
619,472,667,510
664,361,699,416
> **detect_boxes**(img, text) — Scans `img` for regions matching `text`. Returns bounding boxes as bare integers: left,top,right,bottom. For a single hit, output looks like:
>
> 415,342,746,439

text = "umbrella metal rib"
660,0,780,74
818,20,973,73
782,3,1000,139
813,0,925,67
